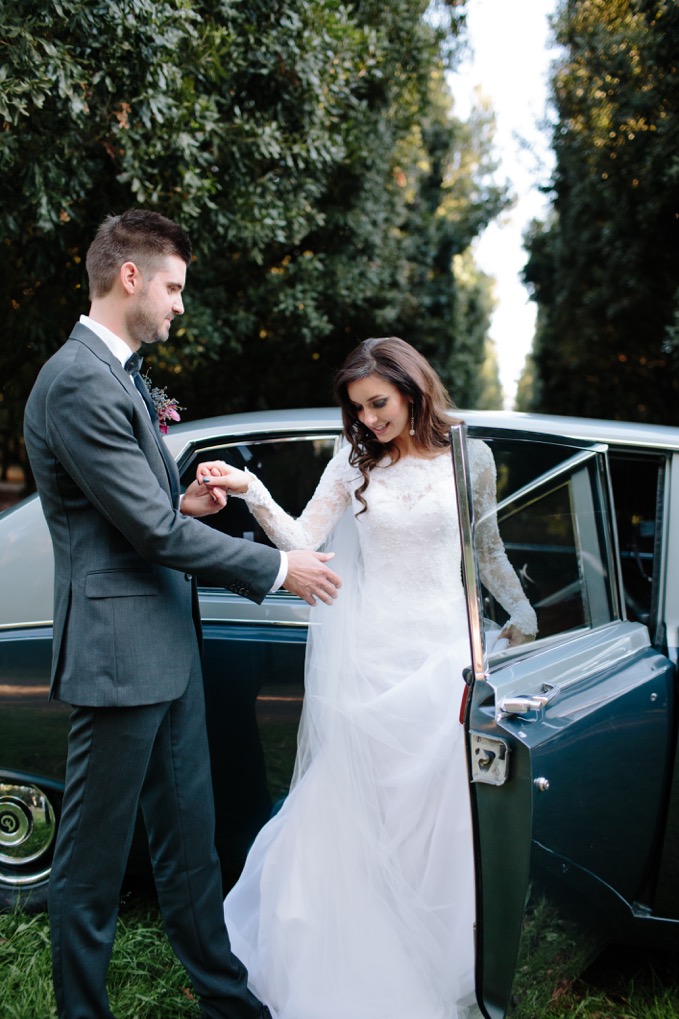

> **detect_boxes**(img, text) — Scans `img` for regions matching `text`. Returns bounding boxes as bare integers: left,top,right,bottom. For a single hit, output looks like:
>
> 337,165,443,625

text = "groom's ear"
120,261,143,296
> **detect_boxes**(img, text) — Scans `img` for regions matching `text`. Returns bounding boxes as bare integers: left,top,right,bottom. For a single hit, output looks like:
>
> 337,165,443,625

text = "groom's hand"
196,461,249,495
180,478,227,517
283,550,341,606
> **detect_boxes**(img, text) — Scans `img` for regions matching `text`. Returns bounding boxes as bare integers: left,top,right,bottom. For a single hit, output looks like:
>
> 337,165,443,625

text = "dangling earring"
409,404,415,436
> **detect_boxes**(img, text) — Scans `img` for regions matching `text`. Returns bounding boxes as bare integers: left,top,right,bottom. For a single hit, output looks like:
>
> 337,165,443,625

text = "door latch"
470,732,511,786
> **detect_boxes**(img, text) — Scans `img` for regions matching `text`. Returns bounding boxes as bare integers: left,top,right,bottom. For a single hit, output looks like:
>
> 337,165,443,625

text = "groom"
23,208,341,1019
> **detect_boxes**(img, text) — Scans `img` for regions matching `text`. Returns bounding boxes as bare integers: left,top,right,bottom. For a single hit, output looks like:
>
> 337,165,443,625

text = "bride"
200,337,537,1019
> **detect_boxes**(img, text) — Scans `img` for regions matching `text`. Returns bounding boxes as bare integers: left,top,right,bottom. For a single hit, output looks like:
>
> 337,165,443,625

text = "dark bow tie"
124,352,143,375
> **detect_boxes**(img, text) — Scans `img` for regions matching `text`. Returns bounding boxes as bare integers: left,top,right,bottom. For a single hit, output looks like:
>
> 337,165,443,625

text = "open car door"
450,424,675,1019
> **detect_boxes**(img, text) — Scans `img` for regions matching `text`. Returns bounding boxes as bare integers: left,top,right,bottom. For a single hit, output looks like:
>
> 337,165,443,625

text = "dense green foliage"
523,0,679,423
0,0,507,481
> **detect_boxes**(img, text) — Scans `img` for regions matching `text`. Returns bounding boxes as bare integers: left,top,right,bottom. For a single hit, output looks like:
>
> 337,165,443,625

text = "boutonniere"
141,372,185,434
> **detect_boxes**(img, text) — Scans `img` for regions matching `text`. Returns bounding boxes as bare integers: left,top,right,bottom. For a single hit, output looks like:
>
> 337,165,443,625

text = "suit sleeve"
44,354,281,603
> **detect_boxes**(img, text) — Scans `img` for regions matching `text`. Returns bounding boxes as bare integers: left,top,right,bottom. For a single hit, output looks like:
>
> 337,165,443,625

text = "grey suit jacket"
24,323,281,708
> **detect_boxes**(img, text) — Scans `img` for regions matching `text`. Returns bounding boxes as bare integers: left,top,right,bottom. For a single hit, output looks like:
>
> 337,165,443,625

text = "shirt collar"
80,314,137,369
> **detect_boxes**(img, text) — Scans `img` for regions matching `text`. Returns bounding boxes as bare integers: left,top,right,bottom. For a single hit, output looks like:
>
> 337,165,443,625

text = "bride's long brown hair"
334,337,459,514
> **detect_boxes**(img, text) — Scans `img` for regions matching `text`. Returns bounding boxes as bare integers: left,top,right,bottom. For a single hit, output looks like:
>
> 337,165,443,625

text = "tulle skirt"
223,631,476,1019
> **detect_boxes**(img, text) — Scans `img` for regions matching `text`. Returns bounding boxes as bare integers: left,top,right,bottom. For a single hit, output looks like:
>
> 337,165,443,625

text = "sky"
452,0,559,407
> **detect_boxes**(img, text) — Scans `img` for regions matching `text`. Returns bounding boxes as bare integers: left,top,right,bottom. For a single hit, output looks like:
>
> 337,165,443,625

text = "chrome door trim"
450,423,486,684
200,617,309,629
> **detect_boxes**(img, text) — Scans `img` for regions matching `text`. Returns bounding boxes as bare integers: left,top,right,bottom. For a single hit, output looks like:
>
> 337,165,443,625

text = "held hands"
197,461,250,495
180,479,228,517
183,459,246,517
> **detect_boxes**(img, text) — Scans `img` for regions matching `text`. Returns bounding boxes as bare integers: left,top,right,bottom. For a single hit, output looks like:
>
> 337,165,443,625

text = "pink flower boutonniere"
141,372,185,434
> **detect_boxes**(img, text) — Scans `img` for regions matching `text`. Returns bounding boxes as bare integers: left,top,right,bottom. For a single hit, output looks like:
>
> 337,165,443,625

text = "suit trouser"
48,646,263,1019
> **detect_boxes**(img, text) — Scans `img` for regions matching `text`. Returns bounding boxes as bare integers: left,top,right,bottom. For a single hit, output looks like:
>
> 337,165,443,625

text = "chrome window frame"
451,424,623,679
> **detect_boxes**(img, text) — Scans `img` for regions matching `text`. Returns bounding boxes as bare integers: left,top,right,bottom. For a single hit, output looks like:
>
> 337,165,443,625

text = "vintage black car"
1,406,678,1018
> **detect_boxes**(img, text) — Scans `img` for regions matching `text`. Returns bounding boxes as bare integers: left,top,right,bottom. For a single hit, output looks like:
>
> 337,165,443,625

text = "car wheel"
0,779,59,913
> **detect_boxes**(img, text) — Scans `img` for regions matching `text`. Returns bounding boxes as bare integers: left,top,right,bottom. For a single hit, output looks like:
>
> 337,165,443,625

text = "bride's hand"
197,461,251,495
500,624,535,648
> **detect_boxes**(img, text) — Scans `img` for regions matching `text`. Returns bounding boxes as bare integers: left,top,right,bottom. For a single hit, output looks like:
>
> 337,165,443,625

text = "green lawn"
2,899,679,1018
0,902,200,1019
539,945,679,1019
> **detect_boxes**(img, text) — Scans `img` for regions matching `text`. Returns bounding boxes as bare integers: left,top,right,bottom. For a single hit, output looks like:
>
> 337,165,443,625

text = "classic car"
1,405,679,1018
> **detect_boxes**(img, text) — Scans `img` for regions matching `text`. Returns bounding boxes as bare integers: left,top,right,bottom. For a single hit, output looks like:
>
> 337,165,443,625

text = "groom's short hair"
86,208,192,299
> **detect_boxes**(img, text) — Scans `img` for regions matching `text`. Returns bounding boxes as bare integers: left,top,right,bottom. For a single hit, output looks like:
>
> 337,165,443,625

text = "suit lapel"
131,370,181,505
68,326,182,507
149,414,181,506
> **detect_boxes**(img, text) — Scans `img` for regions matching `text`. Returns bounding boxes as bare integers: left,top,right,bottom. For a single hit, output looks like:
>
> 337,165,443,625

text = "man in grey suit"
23,208,341,1019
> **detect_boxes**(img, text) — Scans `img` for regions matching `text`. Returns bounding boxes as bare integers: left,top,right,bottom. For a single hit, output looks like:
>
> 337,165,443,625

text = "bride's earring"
409,405,415,436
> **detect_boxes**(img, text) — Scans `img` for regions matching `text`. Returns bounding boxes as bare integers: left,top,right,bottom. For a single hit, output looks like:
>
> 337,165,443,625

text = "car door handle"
499,683,560,716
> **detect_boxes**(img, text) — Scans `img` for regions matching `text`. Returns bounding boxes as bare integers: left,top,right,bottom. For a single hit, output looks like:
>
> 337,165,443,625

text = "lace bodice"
240,441,537,639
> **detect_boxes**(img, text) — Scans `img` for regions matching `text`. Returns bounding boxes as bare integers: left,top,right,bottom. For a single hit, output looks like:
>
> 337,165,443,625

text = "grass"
536,945,679,1018
0,899,200,1019
508,889,679,1018
2,897,679,1018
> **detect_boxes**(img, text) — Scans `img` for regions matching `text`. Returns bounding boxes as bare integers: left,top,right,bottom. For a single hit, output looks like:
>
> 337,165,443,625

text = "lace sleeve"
238,446,353,551
469,439,538,638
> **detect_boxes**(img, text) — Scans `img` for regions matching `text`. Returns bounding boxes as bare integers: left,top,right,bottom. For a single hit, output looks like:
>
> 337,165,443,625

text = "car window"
607,452,665,636
180,436,337,588
477,438,618,648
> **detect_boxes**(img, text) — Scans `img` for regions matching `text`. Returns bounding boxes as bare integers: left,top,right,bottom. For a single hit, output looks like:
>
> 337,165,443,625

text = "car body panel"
0,497,54,627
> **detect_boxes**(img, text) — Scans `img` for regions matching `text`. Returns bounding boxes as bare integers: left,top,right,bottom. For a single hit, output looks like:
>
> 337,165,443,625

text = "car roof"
164,406,679,458
164,407,344,457
458,410,679,451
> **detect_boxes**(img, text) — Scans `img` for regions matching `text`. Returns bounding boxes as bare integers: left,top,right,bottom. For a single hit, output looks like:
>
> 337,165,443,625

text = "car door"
450,423,676,1019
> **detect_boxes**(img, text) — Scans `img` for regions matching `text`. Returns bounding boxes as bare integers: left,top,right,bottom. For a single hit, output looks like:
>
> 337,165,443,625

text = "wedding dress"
223,440,537,1019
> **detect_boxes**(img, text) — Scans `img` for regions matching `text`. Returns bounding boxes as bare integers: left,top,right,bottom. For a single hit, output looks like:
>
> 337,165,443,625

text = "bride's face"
347,375,412,446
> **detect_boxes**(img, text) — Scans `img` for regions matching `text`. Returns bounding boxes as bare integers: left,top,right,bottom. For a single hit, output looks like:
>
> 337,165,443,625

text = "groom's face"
126,254,187,346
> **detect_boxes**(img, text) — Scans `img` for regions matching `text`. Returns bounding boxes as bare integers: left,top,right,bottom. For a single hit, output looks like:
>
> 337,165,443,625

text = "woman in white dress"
200,337,537,1019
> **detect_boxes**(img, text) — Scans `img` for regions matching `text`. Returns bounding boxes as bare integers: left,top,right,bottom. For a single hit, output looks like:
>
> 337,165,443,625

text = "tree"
478,339,504,410
523,0,679,423
1,0,506,484
514,351,537,413
380,82,509,405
